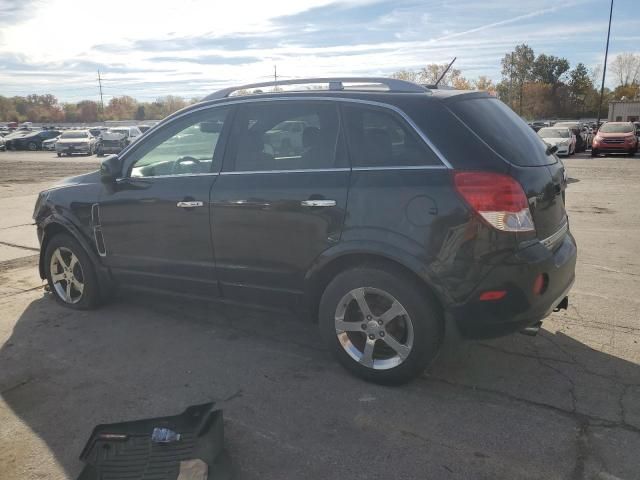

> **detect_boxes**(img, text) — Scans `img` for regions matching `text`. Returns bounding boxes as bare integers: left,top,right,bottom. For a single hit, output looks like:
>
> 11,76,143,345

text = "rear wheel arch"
306,251,445,328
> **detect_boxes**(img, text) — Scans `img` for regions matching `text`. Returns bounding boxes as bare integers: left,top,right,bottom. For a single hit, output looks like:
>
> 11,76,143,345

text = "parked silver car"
55,130,97,156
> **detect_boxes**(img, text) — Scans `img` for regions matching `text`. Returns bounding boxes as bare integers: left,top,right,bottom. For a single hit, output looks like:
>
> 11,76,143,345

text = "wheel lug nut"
366,315,372,320
380,331,385,337
378,320,383,325
361,324,367,330
368,334,375,340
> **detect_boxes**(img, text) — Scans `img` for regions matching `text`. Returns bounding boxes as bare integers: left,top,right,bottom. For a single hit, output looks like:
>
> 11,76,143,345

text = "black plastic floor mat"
77,403,230,480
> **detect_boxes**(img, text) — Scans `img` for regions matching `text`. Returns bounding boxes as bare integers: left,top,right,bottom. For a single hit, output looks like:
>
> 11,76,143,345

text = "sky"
0,0,638,103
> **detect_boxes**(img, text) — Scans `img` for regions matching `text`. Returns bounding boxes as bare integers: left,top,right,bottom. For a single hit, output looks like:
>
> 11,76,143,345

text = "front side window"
343,104,441,167
129,108,229,177
228,102,340,172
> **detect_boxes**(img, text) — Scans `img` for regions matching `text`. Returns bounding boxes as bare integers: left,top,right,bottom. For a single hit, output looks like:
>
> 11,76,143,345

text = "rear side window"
227,101,342,172
450,98,555,166
343,104,441,167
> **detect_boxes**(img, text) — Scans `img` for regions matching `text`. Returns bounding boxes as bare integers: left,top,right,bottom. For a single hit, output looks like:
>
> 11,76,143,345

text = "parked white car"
42,135,60,151
537,127,576,156
55,130,97,156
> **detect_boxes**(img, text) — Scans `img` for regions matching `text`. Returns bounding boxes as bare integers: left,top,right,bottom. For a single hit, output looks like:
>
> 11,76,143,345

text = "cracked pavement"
0,152,639,479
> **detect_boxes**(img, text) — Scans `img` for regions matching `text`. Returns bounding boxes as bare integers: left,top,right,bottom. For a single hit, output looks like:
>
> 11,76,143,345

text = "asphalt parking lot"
0,150,639,480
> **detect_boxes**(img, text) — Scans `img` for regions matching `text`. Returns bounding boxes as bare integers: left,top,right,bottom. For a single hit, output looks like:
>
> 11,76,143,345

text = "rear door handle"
300,199,336,207
177,201,204,208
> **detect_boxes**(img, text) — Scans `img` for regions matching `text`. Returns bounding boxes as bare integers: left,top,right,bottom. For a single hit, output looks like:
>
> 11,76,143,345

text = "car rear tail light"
454,172,535,232
479,290,507,301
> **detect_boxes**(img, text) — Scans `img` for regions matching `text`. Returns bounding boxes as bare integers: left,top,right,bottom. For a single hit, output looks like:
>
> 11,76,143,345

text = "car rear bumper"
57,145,91,153
450,230,577,339
98,145,123,153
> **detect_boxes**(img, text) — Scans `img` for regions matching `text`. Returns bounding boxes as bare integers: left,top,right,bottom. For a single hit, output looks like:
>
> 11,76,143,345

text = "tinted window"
450,98,555,166
343,104,441,167
129,107,229,177
228,102,340,172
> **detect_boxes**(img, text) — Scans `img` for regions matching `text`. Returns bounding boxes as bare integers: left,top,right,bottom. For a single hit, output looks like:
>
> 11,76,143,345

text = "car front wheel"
319,267,442,385
44,234,100,309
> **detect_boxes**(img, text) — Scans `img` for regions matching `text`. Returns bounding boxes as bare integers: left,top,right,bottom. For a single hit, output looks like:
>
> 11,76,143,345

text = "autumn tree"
105,96,138,120
500,44,535,114
76,100,99,122
609,53,640,87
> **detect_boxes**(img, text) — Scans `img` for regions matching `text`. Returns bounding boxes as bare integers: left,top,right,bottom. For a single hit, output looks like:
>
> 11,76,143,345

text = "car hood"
596,131,634,138
57,138,90,144
101,132,126,140
55,169,101,186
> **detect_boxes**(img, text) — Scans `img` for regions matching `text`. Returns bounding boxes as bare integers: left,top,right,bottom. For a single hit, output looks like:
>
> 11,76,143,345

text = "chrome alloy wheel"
334,287,414,370
49,247,84,304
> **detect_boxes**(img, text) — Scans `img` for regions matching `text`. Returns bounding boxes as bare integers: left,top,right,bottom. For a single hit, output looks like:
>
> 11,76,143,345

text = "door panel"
98,106,231,296
211,100,348,305
99,175,219,296
212,171,348,303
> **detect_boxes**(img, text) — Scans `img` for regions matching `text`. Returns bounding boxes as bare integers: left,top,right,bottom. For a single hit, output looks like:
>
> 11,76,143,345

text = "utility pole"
596,0,614,129
97,70,105,116
273,65,278,91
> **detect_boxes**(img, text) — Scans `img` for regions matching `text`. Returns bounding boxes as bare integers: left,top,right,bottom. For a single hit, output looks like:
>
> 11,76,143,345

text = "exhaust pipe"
554,296,568,312
520,321,542,337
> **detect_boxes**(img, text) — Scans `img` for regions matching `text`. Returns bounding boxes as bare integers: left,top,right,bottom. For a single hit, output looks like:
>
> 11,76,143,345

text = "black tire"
591,149,598,157
629,150,636,157
44,233,100,310
319,267,442,385
57,152,62,157
28,141,38,151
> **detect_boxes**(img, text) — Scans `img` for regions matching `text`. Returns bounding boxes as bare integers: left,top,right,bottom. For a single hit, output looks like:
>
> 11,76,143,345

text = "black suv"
6,129,61,150
33,78,576,384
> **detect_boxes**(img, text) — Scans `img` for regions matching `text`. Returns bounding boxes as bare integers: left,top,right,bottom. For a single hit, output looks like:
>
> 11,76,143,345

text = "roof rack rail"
203,77,429,101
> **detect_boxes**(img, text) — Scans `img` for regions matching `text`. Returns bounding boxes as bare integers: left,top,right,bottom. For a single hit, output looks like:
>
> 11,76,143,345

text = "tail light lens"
454,171,535,232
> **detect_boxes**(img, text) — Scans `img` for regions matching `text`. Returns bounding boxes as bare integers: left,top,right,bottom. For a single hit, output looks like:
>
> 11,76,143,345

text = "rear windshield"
61,131,88,139
538,128,570,138
449,98,555,166
599,123,634,133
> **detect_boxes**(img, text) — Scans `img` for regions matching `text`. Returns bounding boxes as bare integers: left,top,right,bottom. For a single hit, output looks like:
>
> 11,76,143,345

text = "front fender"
38,214,103,280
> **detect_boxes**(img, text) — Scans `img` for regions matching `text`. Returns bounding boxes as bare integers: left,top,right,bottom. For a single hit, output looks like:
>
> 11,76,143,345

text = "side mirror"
545,144,558,156
100,155,122,183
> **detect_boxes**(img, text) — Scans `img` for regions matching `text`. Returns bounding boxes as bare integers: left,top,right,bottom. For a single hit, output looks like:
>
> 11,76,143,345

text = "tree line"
393,47,639,119
0,94,195,124
2,46,639,123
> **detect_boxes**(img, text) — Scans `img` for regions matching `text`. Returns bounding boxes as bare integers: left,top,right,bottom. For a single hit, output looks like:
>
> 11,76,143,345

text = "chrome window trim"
126,96,453,170
220,167,350,175
117,172,220,181
352,165,447,171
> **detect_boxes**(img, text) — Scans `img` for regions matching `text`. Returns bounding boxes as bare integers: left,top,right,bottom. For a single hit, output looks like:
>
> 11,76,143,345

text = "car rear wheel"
319,267,442,384
44,234,100,309
28,142,38,151
57,152,62,157
591,149,598,157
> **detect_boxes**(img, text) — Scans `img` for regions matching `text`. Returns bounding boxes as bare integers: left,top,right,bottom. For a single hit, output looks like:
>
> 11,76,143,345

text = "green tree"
501,44,535,114
135,105,146,121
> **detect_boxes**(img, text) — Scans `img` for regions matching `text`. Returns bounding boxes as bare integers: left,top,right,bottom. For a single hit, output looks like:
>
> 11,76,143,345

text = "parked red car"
592,122,638,157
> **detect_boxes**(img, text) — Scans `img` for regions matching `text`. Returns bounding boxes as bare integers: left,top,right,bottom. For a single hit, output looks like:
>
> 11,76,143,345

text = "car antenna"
434,57,457,88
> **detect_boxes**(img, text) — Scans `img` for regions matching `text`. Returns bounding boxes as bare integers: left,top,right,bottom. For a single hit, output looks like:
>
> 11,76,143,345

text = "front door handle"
300,199,336,207
177,201,204,208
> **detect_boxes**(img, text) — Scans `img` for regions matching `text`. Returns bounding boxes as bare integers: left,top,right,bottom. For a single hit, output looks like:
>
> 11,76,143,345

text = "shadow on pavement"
1,293,639,479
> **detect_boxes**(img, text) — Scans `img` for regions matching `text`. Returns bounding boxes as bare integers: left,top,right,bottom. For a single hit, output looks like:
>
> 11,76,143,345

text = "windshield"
61,131,88,139
599,123,634,133
539,128,569,138
109,129,129,136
